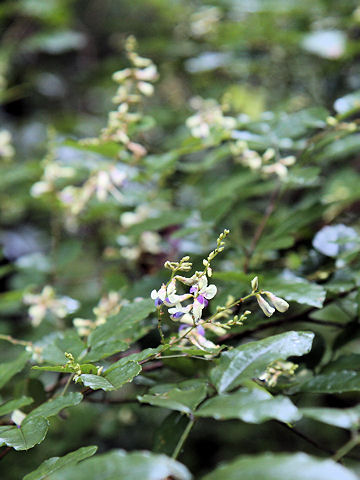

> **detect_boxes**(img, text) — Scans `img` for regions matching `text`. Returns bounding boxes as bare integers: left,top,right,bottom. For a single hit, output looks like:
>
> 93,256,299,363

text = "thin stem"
157,316,165,344
243,186,281,273
172,417,195,460
279,422,334,456
61,373,74,396
0,334,32,347
333,433,360,463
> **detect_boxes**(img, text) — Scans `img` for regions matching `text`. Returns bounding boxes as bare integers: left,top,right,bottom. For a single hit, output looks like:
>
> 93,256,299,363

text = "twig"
243,186,281,273
333,433,360,463
0,334,31,347
279,422,334,455
216,311,345,344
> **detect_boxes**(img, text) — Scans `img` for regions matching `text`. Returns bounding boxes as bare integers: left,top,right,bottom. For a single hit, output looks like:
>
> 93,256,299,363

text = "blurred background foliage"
1,0,360,478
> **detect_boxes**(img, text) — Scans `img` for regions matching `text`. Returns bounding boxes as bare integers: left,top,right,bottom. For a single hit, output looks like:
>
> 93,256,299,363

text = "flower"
151,284,169,307
23,286,79,326
178,324,219,351
190,276,217,321
256,291,289,317
256,294,275,317
168,303,193,323
263,291,289,313
150,280,191,308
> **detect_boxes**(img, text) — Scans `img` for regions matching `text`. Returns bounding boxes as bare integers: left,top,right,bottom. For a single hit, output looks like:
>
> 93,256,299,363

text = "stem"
243,186,281,273
0,334,31,347
172,417,195,460
333,433,360,463
157,316,165,344
61,373,74,396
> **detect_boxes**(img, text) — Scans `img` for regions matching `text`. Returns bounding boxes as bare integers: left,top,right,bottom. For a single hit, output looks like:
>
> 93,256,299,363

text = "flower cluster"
58,166,126,216
150,230,231,350
73,291,122,337
231,141,296,179
23,286,79,327
84,35,158,160
186,97,236,139
31,38,158,218
259,360,298,387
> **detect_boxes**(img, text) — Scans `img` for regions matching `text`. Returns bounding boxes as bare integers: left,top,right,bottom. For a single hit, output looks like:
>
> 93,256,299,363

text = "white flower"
168,303,193,323
166,278,192,305
256,294,275,317
179,325,219,351
263,291,289,313
150,282,189,308
190,276,217,322
23,286,79,327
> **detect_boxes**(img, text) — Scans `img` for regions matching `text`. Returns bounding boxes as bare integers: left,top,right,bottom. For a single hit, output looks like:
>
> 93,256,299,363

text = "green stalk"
172,417,195,460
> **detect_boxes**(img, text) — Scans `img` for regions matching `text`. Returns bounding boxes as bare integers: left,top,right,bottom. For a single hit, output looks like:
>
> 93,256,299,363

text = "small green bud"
251,276,258,292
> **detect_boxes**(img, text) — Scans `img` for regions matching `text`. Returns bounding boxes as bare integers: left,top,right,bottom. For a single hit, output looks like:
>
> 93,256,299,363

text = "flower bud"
251,276,258,292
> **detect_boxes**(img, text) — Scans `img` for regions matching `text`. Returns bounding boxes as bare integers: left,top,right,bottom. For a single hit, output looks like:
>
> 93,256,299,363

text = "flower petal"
203,284,217,299
256,294,275,317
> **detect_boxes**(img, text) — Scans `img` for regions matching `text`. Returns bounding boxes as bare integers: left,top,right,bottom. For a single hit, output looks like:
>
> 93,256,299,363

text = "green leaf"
300,370,360,393
265,273,326,308
139,384,208,414
309,302,353,325
80,340,129,363
79,375,114,391
63,139,121,158
319,135,360,162
196,389,300,424
49,449,192,480
322,354,360,373
104,346,165,374
301,406,360,429
125,211,190,237
0,396,33,416
80,361,141,391
0,416,49,451
211,331,314,393
36,331,86,365
85,299,155,362
24,446,98,480
0,351,31,389
27,392,83,420
201,452,357,480
103,361,142,390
